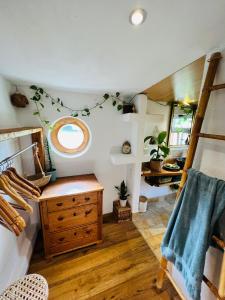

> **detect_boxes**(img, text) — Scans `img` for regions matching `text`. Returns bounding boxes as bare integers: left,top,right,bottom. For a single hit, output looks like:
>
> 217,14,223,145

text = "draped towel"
161,168,225,300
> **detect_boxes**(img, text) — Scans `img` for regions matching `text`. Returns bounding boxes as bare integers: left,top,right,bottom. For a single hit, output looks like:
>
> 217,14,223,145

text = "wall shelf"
157,180,181,187
110,150,136,165
0,127,45,172
120,112,164,123
109,95,167,213
0,127,42,142
142,168,183,177
120,113,140,123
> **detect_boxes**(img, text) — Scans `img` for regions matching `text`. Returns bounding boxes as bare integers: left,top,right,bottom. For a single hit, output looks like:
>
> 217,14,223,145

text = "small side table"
113,200,132,223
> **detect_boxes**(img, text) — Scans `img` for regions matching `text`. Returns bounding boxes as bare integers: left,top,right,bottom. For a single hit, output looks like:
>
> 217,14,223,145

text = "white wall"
16,86,132,214
0,76,39,292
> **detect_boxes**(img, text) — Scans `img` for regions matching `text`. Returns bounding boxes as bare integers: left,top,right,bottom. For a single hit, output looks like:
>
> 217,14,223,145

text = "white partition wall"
110,94,165,212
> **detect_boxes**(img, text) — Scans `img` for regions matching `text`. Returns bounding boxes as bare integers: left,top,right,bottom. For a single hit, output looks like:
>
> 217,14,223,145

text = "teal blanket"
161,168,225,300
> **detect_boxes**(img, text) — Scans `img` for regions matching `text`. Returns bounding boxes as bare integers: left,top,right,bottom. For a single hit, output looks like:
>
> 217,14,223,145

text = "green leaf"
44,120,50,124
103,93,109,100
117,104,123,111
40,103,44,108
84,108,89,113
116,92,120,97
38,88,44,94
150,149,157,156
31,96,39,102
157,131,167,144
159,145,170,157
30,85,37,90
33,111,39,115
99,106,103,109
35,93,41,100
144,136,152,143
57,98,60,103
72,112,78,117
57,108,61,112
112,100,117,106
61,101,64,106
51,101,55,105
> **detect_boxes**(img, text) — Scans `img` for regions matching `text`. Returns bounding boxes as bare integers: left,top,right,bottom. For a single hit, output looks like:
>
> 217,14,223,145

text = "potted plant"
145,131,170,172
45,139,57,182
115,180,130,207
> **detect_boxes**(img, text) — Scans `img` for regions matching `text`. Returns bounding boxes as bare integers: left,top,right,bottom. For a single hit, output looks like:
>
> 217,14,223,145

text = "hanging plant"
29,85,136,127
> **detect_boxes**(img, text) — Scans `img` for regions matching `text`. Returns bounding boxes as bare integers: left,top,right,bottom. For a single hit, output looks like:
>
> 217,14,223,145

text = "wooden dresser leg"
156,257,168,290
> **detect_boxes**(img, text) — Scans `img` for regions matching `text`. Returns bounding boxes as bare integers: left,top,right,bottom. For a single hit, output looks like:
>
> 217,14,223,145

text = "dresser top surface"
40,174,103,200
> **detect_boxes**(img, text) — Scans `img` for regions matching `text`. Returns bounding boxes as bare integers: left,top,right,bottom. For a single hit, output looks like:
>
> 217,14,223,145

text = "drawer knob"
86,229,92,234
72,198,76,202
59,237,65,242
56,202,63,207
85,209,92,216
57,216,64,221
74,232,77,236
85,197,90,201
73,212,77,217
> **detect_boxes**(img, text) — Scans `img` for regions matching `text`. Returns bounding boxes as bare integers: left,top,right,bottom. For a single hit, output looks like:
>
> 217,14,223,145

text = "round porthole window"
49,117,91,158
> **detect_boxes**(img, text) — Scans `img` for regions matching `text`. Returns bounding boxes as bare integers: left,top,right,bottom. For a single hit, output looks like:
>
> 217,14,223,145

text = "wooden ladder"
156,52,225,300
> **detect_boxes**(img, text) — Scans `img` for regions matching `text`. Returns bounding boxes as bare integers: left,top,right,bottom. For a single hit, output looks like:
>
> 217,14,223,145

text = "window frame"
49,116,91,158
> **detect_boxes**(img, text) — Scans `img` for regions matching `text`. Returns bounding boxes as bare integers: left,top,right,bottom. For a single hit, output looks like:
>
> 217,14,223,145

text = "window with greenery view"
169,104,196,146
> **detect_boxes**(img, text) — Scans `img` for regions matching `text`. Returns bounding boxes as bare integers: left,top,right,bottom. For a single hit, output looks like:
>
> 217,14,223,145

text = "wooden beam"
209,83,225,91
212,235,225,250
218,250,225,298
198,133,225,141
203,275,224,300
177,52,222,196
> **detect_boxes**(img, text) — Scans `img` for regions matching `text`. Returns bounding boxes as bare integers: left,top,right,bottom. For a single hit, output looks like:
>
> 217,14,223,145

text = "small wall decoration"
122,141,131,154
11,93,29,108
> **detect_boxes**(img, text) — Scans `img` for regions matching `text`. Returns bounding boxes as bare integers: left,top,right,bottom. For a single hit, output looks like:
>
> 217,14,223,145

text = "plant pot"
150,159,163,172
46,169,57,182
119,199,127,208
122,103,135,114
139,196,148,212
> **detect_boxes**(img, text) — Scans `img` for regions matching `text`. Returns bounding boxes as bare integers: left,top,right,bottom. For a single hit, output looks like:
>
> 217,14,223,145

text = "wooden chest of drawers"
39,174,103,258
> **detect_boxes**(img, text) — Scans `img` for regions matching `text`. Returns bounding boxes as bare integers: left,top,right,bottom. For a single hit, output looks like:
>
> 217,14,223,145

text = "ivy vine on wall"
30,85,135,127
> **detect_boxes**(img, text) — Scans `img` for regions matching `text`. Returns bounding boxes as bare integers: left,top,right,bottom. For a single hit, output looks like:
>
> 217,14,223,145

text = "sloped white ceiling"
0,0,225,93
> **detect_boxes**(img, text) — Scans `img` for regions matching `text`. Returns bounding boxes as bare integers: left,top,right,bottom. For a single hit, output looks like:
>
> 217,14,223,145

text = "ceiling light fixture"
129,8,147,26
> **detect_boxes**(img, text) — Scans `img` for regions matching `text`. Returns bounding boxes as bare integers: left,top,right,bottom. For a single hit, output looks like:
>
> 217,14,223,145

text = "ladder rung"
212,235,225,250
209,83,225,91
198,133,225,141
203,275,223,299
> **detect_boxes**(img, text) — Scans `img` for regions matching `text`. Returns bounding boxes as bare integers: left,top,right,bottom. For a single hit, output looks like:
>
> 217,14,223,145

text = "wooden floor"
29,216,179,299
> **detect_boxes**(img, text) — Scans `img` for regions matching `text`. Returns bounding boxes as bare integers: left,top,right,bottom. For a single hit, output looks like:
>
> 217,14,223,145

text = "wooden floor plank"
29,217,178,300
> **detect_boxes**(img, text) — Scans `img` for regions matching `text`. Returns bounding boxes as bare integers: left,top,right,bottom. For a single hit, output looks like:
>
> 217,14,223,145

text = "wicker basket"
27,173,51,188
26,146,51,188
0,274,48,300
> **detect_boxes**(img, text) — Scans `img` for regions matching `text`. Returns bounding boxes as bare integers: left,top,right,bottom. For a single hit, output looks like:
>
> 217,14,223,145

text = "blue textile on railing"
161,168,225,300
